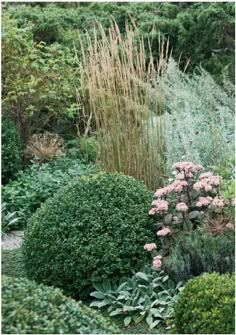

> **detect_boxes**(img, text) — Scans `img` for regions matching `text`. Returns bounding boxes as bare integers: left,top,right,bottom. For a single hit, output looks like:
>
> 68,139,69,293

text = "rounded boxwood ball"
2,275,117,334
174,272,235,334
23,173,154,299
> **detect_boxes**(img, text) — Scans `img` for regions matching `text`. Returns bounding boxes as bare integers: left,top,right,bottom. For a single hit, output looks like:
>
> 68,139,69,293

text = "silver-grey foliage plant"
161,59,234,175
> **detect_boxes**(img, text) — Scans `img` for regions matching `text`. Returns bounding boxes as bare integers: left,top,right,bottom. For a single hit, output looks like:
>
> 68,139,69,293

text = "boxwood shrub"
2,117,22,184
173,272,235,334
23,173,154,299
2,275,117,334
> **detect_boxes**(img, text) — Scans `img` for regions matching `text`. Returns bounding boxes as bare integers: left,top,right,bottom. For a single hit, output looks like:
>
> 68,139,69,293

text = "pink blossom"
172,162,203,173
232,198,235,206
176,202,188,212
153,255,162,269
144,243,157,251
199,172,213,179
154,188,167,198
196,196,212,207
176,173,185,180
151,199,169,212
157,227,171,236
149,208,159,215
212,196,226,208
209,176,221,186
169,180,188,193
193,181,204,191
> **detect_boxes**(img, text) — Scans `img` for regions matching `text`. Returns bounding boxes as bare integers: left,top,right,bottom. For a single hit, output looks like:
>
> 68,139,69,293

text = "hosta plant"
148,161,234,259
90,265,181,329
2,202,20,236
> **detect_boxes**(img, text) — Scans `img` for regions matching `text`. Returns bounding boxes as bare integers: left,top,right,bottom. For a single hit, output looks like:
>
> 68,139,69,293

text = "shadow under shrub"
23,173,154,299
2,117,22,184
163,230,235,283
173,272,235,334
2,275,117,334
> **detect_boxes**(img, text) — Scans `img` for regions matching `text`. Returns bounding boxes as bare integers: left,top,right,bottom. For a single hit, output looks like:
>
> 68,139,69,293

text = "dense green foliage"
2,149,96,228
2,13,80,144
23,173,153,299
2,275,117,334
1,248,26,278
90,265,181,329
2,117,22,184
4,2,235,81
163,230,235,283
173,272,235,334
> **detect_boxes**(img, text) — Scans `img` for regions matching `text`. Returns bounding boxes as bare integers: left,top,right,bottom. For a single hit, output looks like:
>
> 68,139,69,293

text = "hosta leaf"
109,309,122,316
102,278,111,291
92,283,105,293
135,272,149,281
150,320,161,329
150,308,163,318
134,314,145,324
123,306,136,312
98,299,111,308
124,316,132,327
146,313,153,327
90,301,102,308
90,291,105,299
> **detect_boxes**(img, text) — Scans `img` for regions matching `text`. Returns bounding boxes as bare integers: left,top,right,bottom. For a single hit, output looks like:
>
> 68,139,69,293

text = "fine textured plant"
25,131,65,163
79,21,167,190
162,60,235,173
162,230,235,284
2,248,26,278
2,275,117,334
2,117,22,184
173,272,235,334
90,265,181,329
2,150,96,228
23,173,154,299
79,136,97,163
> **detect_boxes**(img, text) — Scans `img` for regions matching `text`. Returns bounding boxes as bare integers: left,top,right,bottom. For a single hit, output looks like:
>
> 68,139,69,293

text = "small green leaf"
150,320,161,329
124,316,132,327
90,291,105,299
146,313,153,326
135,272,149,281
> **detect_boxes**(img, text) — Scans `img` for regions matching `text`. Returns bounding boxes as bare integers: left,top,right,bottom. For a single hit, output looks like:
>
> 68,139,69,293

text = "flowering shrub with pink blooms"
146,161,235,264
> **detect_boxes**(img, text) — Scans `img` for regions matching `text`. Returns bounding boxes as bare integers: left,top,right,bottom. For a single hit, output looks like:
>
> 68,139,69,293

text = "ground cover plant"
2,275,117,334
23,173,154,299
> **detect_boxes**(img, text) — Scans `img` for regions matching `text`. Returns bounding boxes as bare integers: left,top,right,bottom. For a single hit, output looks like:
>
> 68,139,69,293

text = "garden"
1,2,235,334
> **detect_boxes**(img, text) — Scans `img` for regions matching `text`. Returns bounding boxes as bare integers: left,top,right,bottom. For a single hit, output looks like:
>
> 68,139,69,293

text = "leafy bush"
80,136,97,163
173,272,235,334
163,230,235,283
1,248,26,278
2,275,117,334
2,150,96,228
90,265,181,329
23,173,154,299
2,117,22,184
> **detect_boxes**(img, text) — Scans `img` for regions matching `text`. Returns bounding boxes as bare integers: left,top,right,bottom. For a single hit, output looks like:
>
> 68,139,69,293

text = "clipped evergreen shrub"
163,230,235,283
23,173,154,299
173,272,235,334
2,117,22,184
2,275,117,334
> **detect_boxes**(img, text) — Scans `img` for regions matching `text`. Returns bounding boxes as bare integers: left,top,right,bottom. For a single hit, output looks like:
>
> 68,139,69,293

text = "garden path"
1,230,24,249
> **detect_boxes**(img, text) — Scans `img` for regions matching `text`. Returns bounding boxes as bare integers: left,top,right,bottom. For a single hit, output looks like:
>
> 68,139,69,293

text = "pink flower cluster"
212,196,228,208
193,175,221,192
153,255,162,269
151,200,168,211
157,227,171,236
176,202,188,212
172,162,203,173
196,196,212,207
232,198,236,206
144,243,157,251
154,181,188,199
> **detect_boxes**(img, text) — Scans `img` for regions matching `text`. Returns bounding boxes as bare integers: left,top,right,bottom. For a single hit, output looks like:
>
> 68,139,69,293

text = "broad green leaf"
93,283,105,293
90,291,105,299
124,316,132,327
150,308,163,318
150,320,161,329
109,309,122,316
103,278,111,291
135,272,149,281
146,313,153,326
